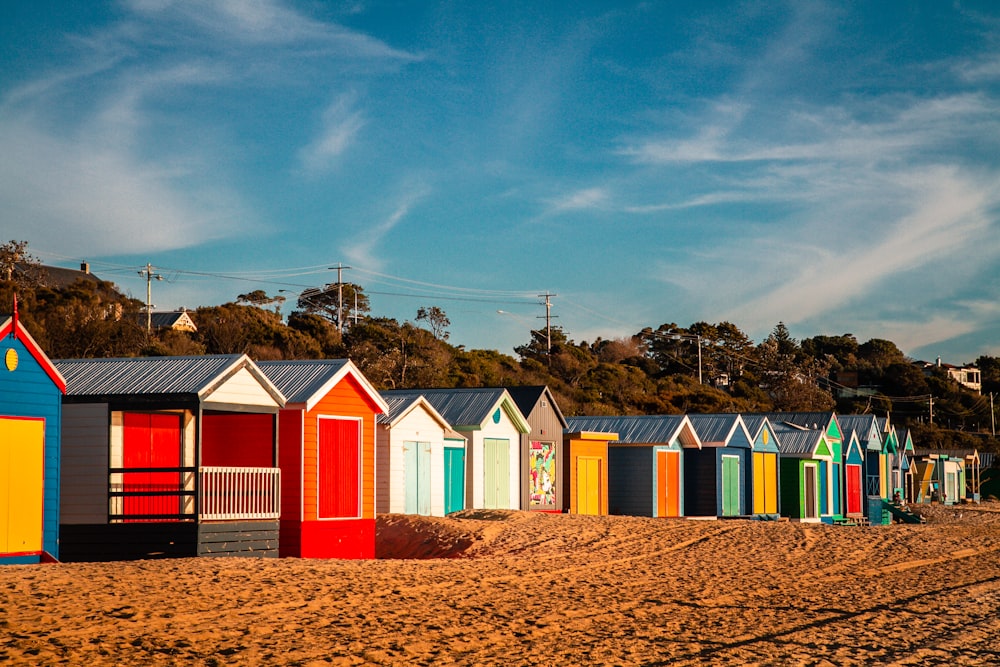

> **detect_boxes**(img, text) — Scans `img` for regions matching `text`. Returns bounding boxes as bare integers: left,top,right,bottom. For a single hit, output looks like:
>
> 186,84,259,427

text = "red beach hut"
258,360,388,559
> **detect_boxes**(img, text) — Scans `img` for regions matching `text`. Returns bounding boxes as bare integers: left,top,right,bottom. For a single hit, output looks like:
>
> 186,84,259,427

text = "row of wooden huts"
0,318,982,564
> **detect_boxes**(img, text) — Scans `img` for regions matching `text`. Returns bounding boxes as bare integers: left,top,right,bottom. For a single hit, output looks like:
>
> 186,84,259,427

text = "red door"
123,413,182,520
846,463,862,515
318,418,360,519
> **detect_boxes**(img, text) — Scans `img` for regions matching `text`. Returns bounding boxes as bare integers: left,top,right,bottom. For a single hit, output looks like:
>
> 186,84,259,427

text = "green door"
404,441,431,515
722,455,740,516
443,446,465,515
483,438,510,509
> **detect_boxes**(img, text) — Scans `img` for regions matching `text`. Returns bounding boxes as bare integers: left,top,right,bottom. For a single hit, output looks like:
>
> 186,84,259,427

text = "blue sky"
3,1,1000,363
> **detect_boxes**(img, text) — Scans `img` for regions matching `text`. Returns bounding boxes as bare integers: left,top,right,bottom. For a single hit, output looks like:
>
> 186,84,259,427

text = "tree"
416,306,450,341
296,282,370,330
0,240,43,287
237,290,286,312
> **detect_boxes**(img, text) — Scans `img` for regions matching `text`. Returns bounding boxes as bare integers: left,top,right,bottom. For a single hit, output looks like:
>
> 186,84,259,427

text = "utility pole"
138,263,163,334
538,292,557,358
929,395,934,425
329,263,351,335
988,391,995,436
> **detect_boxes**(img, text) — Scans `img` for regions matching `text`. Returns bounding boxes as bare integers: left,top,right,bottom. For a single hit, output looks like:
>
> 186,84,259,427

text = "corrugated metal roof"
766,411,837,432
506,385,568,428
378,394,422,424
55,354,247,397
686,413,742,445
257,359,351,404
565,415,690,445
769,422,823,456
381,388,516,430
837,414,879,440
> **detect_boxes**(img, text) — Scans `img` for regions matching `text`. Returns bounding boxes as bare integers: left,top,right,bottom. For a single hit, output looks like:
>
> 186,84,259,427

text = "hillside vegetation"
3,241,997,451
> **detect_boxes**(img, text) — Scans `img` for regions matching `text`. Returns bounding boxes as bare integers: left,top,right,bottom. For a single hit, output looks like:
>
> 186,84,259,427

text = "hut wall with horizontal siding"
0,337,63,561
300,375,380,523
683,448,717,516
608,446,654,516
60,403,109,526
377,407,447,516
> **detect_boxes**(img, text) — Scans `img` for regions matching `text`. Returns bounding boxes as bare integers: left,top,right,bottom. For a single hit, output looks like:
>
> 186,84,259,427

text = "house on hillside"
258,360,387,559
0,312,66,564
382,388,530,510
57,355,286,561
914,359,981,394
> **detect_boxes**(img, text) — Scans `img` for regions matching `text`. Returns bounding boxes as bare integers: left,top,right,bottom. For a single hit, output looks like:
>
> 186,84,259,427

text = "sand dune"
3,504,999,665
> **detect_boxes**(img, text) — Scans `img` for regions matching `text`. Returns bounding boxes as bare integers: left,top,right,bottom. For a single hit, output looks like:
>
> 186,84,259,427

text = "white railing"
198,467,281,521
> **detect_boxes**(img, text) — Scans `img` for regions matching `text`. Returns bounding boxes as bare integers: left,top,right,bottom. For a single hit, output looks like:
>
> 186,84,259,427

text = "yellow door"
576,456,601,515
753,452,765,515
1,418,45,554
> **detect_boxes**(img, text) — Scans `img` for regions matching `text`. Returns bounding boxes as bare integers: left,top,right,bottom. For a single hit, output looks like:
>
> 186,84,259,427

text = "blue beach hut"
0,309,66,564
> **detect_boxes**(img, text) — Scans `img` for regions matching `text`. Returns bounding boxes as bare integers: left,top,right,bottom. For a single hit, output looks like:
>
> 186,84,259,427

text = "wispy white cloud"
298,93,366,172
545,187,610,214
343,186,429,271
0,0,416,260
0,117,250,256
122,0,417,59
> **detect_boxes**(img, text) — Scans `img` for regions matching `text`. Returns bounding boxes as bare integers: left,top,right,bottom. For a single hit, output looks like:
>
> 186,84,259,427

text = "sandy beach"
3,504,999,666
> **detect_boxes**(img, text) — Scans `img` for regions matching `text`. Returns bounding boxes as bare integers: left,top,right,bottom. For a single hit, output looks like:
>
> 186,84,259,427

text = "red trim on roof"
0,317,67,393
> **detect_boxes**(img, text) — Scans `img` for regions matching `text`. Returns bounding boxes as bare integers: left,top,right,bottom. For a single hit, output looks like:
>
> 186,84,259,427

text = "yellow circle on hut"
5,348,18,371
762,429,769,445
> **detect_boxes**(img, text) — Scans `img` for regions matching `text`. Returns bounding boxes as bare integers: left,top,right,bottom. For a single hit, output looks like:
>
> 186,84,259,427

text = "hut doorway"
443,445,465,514
483,438,511,509
576,456,601,516
0,417,44,554
721,455,740,516
655,449,681,517
404,441,432,515
804,464,818,519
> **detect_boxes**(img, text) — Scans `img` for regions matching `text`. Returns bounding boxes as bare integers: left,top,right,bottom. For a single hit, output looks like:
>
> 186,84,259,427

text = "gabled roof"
740,414,780,451
767,411,841,437
257,359,387,414
0,315,66,393
377,393,458,438
564,415,701,448
381,388,530,433
686,413,750,447
769,422,828,457
506,385,568,429
144,311,197,332
55,354,284,406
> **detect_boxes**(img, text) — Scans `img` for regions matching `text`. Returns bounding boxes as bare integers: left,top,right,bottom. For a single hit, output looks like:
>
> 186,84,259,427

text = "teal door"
483,438,510,509
404,441,432,515
443,446,465,514
721,455,740,516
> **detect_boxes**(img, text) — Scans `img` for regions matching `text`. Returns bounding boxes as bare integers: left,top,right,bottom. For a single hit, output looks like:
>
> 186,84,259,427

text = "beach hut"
839,429,866,520
685,414,753,518
768,422,835,522
565,415,701,518
741,415,781,520
258,360,387,559
768,413,844,522
376,393,465,517
0,312,66,564
507,386,568,513
562,429,618,515
382,388,530,510
57,355,286,561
